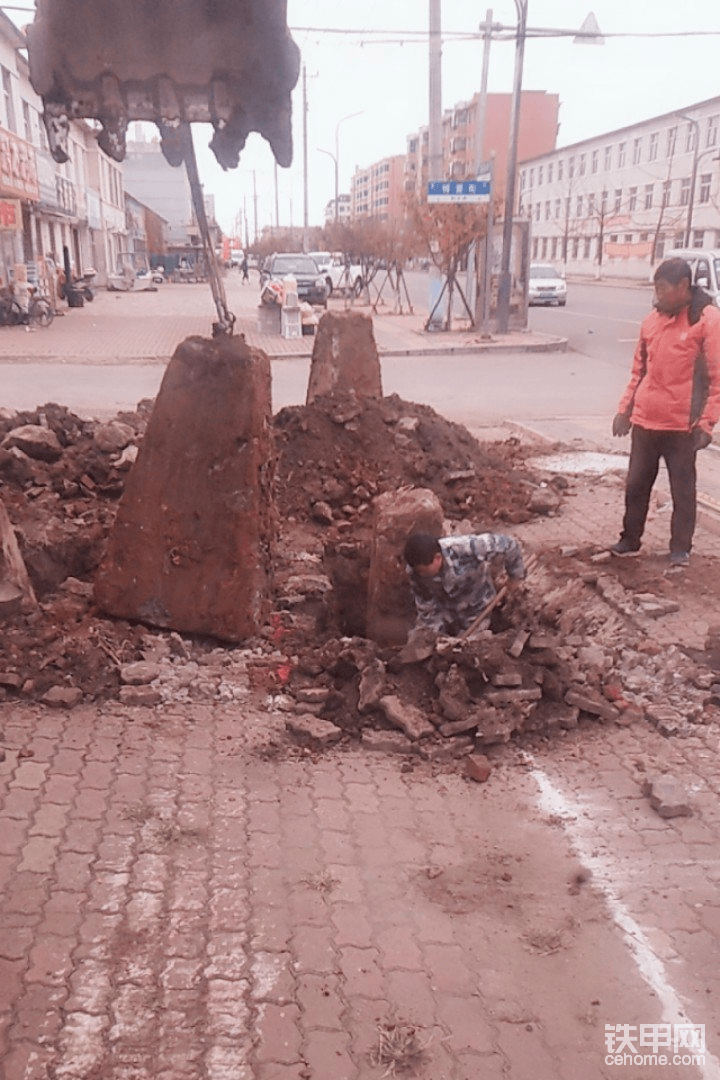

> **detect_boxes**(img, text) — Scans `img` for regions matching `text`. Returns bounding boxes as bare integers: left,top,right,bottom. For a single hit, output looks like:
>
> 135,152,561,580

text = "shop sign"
0,129,40,201
0,198,22,230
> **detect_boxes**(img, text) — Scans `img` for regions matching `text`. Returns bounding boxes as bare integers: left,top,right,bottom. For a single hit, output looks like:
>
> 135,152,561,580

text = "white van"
667,249,720,307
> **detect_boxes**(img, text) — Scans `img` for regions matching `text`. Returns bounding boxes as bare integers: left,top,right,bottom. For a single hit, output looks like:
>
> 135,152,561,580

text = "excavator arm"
27,0,300,169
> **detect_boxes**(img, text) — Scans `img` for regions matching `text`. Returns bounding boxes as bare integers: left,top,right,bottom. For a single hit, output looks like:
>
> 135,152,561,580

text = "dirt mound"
275,392,540,525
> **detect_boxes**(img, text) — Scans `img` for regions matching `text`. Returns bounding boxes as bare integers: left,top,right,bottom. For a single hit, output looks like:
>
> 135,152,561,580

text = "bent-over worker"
403,532,526,637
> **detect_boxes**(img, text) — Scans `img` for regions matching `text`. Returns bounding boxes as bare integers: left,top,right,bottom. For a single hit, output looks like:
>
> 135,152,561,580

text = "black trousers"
621,426,697,553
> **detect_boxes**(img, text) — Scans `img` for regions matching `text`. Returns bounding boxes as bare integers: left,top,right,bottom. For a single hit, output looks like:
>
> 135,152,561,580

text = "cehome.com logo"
605,1024,705,1067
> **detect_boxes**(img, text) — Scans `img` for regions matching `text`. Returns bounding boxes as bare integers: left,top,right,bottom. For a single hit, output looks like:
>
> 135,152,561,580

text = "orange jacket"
618,295,720,434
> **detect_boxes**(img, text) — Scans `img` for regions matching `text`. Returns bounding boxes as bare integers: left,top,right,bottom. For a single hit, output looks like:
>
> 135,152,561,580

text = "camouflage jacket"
408,533,525,636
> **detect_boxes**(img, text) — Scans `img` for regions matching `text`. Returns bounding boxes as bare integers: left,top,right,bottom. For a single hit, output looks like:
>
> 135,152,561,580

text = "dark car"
260,253,328,307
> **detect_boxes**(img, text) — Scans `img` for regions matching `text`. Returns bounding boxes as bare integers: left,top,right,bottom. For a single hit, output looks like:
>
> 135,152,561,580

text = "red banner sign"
0,129,39,201
0,198,21,230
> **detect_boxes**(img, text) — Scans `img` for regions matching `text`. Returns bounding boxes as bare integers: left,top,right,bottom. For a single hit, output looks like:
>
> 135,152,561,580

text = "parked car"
309,250,364,297
528,263,567,306
260,253,327,307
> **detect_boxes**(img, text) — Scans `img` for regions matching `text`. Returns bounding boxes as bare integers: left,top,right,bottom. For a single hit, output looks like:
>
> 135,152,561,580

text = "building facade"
0,11,128,289
350,155,405,222
518,96,720,279
405,91,560,205
323,193,351,223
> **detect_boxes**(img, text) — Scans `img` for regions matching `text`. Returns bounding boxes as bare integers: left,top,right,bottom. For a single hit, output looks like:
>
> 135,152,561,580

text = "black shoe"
669,551,689,568
610,539,641,557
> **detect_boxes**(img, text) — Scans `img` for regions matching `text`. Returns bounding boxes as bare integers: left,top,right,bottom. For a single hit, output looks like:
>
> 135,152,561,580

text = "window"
532,237,539,258
545,201,551,220
572,237,580,259
614,188,622,213
535,203,541,222
554,198,561,219
551,237,558,259
601,190,608,212
655,233,665,259
529,167,534,188
662,179,672,207
685,122,697,153
673,232,684,248
547,162,553,183
666,126,677,157
680,177,691,206
583,237,591,258
648,132,658,161
617,142,626,168
640,232,649,242
587,193,595,216
591,149,599,173
22,99,31,143
557,159,563,181
576,195,583,217
565,196,571,219
1,67,16,133
644,183,653,209
624,234,633,244
707,116,718,148
538,165,543,185
604,145,612,170
632,137,642,164
609,234,618,243
699,173,712,203
451,136,466,152
541,237,548,258
628,186,637,212
693,230,705,248
579,153,586,176
568,156,575,179
520,171,526,193
408,138,418,153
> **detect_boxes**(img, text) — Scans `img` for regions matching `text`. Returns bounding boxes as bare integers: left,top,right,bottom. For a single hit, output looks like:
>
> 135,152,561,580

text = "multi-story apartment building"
324,193,351,223
350,155,405,222
404,92,560,204
518,95,720,279
0,10,127,288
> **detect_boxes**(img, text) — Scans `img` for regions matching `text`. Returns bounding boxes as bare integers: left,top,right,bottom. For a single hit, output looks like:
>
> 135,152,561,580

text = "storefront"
0,127,39,285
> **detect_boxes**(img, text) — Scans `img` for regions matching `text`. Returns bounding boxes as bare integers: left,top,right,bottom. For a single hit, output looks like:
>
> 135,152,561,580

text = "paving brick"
1,788,39,819
10,983,67,1041
329,903,374,949
17,835,61,874
436,993,496,1053
374,925,423,970
65,958,112,1013
303,1029,358,1080
296,971,346,1030
291,925,338,974
422,942,476,992
251,909,293,952
254,1002,302,1065
250,952,296,1004
1,1039,56,1080
385,969,438,1026
338,946,385,999
25,933,77,986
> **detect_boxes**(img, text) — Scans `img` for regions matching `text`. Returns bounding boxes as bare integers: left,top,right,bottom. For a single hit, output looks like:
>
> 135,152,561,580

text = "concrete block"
366,487,444,646
286,714,343,746
379,694,435,740
94,335,274,642
306,310,382,403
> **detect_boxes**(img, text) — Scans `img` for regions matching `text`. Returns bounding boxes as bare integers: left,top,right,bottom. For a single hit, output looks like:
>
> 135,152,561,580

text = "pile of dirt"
3,393,716,754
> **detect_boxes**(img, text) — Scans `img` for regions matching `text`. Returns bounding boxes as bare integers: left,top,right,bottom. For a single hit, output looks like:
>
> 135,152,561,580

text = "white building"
519,95,720,280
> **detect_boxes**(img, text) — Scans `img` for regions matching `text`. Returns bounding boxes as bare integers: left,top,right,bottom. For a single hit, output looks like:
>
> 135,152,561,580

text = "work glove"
692,428,712,451
612,413,631,437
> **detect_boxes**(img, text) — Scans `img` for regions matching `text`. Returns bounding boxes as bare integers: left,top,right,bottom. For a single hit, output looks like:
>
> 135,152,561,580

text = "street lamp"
676,115,720,248
319,111,363,222
495,7,602,334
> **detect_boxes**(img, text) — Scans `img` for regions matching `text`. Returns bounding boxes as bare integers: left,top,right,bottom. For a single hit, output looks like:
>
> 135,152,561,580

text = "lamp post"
319,111,362,223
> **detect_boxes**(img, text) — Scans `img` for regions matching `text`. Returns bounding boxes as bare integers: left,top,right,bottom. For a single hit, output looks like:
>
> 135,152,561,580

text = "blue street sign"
428,179,491,204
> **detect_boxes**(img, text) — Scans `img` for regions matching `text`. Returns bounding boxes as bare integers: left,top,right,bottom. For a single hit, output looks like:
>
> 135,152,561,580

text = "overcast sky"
9,1,720,238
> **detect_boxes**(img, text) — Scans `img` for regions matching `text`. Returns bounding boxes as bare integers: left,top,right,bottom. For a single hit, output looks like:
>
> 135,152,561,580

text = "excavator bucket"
26,0,300,169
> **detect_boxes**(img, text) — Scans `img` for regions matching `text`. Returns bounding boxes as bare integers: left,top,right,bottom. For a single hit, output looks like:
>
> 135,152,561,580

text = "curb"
262,336,569,361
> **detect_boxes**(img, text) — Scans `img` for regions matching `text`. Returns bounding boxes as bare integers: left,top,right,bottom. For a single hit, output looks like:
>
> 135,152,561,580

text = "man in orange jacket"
611,257,720,567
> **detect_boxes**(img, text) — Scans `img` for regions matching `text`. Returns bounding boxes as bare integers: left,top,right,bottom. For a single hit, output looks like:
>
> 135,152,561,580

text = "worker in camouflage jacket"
403,532,526,637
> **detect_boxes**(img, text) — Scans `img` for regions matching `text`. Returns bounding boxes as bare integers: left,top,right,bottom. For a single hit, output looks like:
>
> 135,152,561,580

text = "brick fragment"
379,695,435,740
465,753,492,782
285,714,343,746
41,686,83,708
360,729,414,753
564,688,619,722
643,777,693,818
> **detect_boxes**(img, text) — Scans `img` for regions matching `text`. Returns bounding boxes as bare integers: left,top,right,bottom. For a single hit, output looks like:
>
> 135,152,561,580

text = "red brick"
251,909,292,952
0,819,29,855
54,852,93,891
435,993,495,1053
339,946,385,999
375,925,423,970
52,748,86,773
1,789,39,819
385,970,438,1026
296,973,345,1030
26,934,76,986
10,983,67,1041
73,790,108,820
422,943,475,992
255,1002,302,1065
292,925,337,973
329,904,374,948
303,1029,358,1080
1,1039,56,1080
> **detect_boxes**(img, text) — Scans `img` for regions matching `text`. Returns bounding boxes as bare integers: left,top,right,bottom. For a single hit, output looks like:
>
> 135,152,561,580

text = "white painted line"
525,756,720,1080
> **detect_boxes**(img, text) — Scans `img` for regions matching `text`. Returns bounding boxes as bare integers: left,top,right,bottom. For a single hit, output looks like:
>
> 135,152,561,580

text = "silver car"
528,263,567,307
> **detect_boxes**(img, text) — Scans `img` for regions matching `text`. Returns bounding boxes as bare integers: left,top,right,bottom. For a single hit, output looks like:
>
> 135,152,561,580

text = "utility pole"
274,161,280,228
302,63,309,249
252,170,258,244
469,8,497,334
243,195,249,250
428,0,442,185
